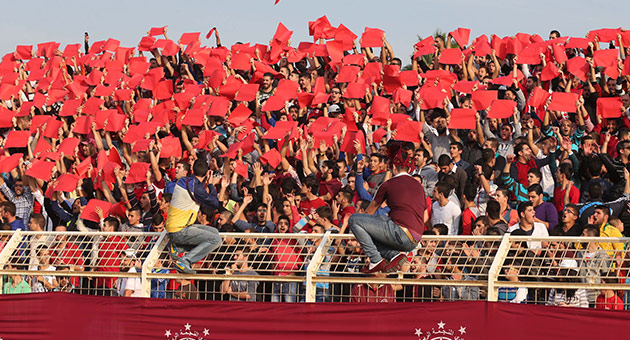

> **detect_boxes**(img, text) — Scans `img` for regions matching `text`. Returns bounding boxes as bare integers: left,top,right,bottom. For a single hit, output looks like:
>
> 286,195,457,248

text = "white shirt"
431,201,462,235
507,222,549,250
117,267,142,297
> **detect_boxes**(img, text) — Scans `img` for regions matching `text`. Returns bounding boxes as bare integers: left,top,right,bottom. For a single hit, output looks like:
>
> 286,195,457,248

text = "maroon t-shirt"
373,174,426,235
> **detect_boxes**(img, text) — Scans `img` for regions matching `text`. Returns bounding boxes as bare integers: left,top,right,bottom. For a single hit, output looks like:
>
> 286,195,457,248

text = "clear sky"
1,0,628,64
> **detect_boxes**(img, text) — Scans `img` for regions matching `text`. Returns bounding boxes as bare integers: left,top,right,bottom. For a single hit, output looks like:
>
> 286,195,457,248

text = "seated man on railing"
165,159,222,274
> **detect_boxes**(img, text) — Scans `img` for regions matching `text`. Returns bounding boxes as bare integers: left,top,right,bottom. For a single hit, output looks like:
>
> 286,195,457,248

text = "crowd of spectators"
1,20,630,309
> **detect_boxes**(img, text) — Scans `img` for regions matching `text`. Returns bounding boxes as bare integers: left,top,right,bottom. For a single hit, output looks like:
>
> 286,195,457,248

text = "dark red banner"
0,293,628,339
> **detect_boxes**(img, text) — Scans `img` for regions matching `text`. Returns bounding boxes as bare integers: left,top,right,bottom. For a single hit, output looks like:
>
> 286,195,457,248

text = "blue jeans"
272,282,298,302
168,224,223,265
348,214,417,264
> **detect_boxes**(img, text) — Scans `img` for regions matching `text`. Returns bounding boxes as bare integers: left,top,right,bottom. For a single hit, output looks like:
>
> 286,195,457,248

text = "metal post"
486,235,512,302
0,232,23,296
305,231,331,303
140,232,168,298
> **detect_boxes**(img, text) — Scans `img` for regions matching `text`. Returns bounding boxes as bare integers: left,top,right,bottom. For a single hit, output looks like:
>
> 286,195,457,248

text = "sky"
1,0,629,65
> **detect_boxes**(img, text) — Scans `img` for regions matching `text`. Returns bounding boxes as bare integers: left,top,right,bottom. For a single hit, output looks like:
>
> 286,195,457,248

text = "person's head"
216,210,233,228
495,188,511,206
103,216,120,232
486,200,501,221
593,205,610,225
616,140,630,159
233,246,250,268
527,184,544,206
517,201,535,224
36,244,51,265
255,203,267,223
414,148,430,168
562,204,579,225
484,138,499,153
514,142,532,161
262,72,274,89
431,223,448,236
356,199,370,214
472,216,490,235
527,168,542,186
437,154,454,174
193,159,209,178
526,76,538,91
320,160,339,179
449,142,464,161
127,207,142,226
336,159,347,178
301,176,320,196
315,206,333,226
336,189,353,207
499,123,514,140
13,178,25,196
582,225,600,237
586,156,603,178
1,201,17,221
151,213,165,232
276,214,290,233
433,182,450,201
549,30,561,40
430,111,448,135
369,154,386,172
28,213,45,231
139,192,152,211
556,163,573,183
175,161,191,179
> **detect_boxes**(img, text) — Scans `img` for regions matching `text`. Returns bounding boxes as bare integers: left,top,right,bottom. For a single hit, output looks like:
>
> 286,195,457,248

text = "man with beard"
410,148,439,195
422,110,452,162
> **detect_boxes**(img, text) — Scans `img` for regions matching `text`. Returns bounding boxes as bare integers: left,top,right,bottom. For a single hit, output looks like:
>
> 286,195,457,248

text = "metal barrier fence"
1,231,629,309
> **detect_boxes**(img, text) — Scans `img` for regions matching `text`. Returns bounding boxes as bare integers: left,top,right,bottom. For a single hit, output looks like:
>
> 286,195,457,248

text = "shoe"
362,259,386,274
383,253,407,273
174,260,196,274
167,242,183,261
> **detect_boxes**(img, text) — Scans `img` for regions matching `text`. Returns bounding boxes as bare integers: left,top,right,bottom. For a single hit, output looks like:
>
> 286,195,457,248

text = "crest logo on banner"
164,323,210,339
414,321,467,340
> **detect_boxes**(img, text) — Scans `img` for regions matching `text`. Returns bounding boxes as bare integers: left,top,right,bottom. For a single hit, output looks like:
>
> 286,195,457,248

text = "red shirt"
461,208,478,235
553,185,580,212
595,293,624,310
95,235,128,288
351,283,396,303
373,173,427,235
52,241,85,287
300,197,327,216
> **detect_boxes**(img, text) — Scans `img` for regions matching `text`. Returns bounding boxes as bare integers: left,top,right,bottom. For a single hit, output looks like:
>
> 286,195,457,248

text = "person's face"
336,162,346,176
621,95,630,109
28,219,42,231
347,176,355,191
560,120,572,136
562,208,577,224
593,209,606,225
495,191,507,205
478,67,488,79
607,120,619,133
140,194,150,210
321,164,330,177
520,144,532,160
216,213,229,227
500,125,512,140
256,206,266,221
461,99,473,109
449,145,461,159
439,163,453,174
472,221,487,235
331,88,341,101
414,151,425,167
38,249,51,265
289,107,299,119
282,201,292,215
72,200,82,214
128,211,141,225
527,172,539,186
369,156,380,171
233,250,247,265
14,181,24,195
432,187,442,200
152,223,165,232
526,78,535,90
528,192,542,206
522,206,536,223
298,76,309,89
175,163,187,179
262,76,273,89
277,219,289,233
488,118,499,130
279,67,289,78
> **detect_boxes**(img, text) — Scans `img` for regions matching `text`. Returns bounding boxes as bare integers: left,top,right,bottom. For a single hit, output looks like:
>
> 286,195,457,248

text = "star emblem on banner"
164,330,171,337
164,323,211,339
204,329,210,336
414,321,468,340
184,323,191,331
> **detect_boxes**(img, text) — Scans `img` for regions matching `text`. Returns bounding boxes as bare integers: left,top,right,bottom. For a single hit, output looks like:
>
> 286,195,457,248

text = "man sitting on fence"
166,159,222,274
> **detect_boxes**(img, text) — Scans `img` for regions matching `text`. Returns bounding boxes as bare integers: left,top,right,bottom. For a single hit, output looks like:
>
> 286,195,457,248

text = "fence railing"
1,231,629,309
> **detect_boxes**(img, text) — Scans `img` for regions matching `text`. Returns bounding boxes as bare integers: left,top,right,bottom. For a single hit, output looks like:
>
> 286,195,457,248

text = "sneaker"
362,259,386,274
383,253,407,273
167,242,183,261
174,260,196,274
